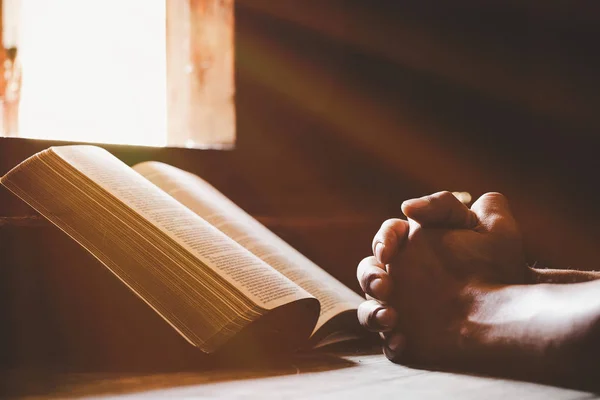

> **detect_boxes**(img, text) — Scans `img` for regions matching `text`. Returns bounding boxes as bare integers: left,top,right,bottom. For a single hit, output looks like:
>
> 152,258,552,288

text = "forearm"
527,266,600,284
541,281,600,388
463,281,600,388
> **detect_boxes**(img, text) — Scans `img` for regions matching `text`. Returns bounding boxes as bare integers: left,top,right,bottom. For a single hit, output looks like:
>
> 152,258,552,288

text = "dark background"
1,0,599,370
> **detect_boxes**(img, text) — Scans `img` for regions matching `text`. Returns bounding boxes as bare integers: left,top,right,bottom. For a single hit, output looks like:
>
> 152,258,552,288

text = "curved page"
1,146,316,353
134,161,363,335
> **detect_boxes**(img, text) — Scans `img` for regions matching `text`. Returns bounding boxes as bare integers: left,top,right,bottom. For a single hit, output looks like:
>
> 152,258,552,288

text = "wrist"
460,284,547,354
454,283,541,374
459,282,600,385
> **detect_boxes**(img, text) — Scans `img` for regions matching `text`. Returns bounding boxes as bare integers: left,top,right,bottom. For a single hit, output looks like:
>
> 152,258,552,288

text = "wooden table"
3,350,597,399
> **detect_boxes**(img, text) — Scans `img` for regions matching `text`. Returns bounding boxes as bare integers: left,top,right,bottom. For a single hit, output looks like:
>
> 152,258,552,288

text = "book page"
50,147,312,311
134,161,363,333
2,146,317,352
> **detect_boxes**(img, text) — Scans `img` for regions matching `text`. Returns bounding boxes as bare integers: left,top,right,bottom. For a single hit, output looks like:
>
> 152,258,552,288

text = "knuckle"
436,190,454,201
357,300,383,330
359,267,385,291
488,214,515,231
379,218,404,234
357,256,377,279
375,220,399,245
436,191,462,207
359,255,377,267
482,192,507,202
357,302,372,322
381,218,399,230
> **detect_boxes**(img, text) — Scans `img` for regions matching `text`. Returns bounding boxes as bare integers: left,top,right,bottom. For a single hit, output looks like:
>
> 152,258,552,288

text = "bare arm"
463,280,600,389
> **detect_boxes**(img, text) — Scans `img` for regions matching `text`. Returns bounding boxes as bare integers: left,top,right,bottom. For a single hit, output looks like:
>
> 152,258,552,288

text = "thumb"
470,192,518,233
401,191,477,229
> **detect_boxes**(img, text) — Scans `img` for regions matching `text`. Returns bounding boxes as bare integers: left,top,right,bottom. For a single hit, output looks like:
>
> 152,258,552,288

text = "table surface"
3,351,598,399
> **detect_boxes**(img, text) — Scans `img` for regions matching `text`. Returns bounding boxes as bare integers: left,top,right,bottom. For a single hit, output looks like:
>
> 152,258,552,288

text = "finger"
470,192,518,233
357,256,393,301
372,219,409,264
401,191,478,229
358,300,398,332
380,331,406,361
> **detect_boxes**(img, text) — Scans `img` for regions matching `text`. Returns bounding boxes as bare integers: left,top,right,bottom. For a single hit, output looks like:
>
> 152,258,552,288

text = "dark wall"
1,0,599,370
233,0,600,270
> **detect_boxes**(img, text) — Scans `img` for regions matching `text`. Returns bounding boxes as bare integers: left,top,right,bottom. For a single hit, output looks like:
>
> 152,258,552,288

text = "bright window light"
17,0,167,146
3,0,235,148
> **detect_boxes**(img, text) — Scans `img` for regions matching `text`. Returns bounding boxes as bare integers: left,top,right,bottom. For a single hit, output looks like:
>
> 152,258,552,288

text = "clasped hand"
357,191,527,367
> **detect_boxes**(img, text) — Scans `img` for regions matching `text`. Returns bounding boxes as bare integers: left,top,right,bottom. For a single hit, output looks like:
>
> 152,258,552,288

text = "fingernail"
375,242,385,264
374,307,395,329
387,333,405,353
402,197,429,210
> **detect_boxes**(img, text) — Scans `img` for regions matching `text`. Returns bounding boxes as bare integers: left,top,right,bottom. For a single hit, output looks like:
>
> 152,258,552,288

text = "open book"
1,145,364,356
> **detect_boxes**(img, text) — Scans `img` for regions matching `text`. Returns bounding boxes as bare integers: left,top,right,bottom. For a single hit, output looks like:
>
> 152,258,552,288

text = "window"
1,0,235,148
